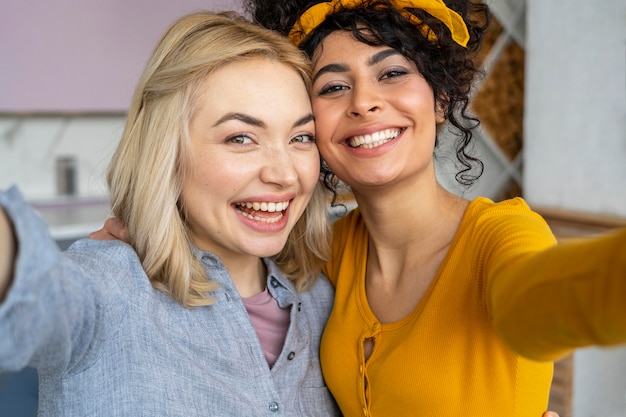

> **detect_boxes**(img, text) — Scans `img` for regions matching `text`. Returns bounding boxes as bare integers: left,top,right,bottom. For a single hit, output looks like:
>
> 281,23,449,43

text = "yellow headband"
288,0,470,48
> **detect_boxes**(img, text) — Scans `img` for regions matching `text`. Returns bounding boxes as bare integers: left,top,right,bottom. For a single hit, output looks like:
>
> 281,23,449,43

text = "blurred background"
1,0,625,416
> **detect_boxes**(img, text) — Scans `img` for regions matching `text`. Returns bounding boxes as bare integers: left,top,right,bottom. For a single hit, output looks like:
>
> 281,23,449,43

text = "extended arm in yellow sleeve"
491,227,626,361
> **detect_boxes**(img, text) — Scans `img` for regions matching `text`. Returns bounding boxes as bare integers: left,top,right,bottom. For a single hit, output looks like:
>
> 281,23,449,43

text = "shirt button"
287,351,295,360
269,402,279,412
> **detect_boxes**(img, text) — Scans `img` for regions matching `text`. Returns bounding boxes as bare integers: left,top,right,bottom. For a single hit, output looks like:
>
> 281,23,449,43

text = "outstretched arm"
0,207,16,302
491,227,626,361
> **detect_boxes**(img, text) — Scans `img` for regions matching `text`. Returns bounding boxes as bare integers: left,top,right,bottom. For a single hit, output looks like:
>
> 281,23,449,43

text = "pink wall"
0,0,242,113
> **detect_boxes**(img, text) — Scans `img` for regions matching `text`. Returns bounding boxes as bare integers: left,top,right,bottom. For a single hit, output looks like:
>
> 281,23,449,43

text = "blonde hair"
107,11,331,308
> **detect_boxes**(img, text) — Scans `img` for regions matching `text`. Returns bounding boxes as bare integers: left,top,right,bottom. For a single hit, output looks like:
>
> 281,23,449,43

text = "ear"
435,94,447,124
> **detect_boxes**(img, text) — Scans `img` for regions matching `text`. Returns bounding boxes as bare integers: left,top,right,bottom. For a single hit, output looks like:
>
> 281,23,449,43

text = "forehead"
312,31,391,68
196,57,312,115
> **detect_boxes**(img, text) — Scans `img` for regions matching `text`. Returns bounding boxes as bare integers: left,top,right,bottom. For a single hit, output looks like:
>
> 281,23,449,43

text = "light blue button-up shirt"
0,187,340,416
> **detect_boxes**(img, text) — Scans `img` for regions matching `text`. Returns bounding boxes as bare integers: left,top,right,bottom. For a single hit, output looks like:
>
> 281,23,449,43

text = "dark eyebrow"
368,49,401,66
213,112,265,128
312,48,401,84
213,112,314,129
294,114,315,128
312,63,349,85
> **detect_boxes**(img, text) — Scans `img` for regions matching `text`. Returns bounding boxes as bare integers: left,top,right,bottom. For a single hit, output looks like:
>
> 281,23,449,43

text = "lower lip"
234,205,291,233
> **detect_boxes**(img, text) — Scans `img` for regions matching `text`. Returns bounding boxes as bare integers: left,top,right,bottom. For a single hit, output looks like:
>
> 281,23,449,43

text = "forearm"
0,207,16,303
491,227,626,361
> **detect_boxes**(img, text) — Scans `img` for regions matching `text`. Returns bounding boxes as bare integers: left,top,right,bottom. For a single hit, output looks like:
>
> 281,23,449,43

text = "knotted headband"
288,0,470,47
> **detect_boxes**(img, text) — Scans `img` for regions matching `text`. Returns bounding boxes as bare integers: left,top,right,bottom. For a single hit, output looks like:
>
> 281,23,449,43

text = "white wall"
524,0,626,218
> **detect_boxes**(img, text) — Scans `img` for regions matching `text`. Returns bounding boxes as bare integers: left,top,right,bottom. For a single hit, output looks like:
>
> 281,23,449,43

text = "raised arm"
0,207,16,302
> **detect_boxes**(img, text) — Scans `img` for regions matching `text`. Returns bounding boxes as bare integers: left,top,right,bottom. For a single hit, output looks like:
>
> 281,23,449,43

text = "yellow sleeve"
490,226,626,361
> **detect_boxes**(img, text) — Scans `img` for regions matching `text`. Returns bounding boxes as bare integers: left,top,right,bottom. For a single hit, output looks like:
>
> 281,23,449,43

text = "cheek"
312,100,337,138
297,152,322,192
311,105,334,160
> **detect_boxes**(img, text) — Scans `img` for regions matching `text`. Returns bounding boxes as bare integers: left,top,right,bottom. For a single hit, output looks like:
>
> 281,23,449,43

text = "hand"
543,412,560,417
89,217,129,242
0,208,16,302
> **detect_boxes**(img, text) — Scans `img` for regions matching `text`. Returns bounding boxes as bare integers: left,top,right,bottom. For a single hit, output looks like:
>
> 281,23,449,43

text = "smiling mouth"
347,128,402,149
234,200,290,223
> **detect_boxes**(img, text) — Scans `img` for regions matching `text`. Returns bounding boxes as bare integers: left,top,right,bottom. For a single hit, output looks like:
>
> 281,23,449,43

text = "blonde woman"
0,11,340,416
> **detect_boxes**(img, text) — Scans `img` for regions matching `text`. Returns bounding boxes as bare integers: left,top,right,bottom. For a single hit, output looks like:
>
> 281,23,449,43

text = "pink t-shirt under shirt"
242,288,290,368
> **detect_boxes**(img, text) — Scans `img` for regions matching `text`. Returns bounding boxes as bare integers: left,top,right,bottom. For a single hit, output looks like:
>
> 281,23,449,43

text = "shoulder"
468,196,533,216
330,207,366,253
332,207,363,234
68,238,143,272
299,272,335,324
306,273,334,300
64,239,153,297
461,197,557,257
295,272,335,315
465,197,551,233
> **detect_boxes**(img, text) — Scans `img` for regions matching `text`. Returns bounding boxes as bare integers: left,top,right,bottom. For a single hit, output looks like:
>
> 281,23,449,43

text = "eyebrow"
368,49,401,66
213,112,314,129
213,113,264,128
312,48,401,84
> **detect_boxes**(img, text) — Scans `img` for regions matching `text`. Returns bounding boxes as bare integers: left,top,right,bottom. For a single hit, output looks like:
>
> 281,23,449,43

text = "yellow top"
321,197,626,416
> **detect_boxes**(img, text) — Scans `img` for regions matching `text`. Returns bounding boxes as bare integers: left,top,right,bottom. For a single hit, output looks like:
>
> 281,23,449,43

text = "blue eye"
291,134,315,144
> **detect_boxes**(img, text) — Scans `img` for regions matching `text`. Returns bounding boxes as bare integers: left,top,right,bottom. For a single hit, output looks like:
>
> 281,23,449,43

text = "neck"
353,178,465,249
221,255,267,298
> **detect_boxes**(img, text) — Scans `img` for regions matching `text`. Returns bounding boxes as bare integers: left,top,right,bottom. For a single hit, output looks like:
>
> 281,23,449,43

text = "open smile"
234,200,290,224
347,128,402,149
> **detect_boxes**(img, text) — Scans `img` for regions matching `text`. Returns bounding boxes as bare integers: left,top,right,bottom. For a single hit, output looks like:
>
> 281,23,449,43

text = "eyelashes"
315,68,410,96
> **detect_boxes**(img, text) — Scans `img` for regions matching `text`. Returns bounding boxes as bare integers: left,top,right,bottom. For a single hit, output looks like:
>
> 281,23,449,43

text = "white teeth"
348,128,400,148
238,211,284,223
237,200,290,212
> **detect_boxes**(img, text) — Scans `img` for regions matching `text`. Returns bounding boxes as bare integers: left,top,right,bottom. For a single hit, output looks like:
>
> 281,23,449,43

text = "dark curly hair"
244,0,490,200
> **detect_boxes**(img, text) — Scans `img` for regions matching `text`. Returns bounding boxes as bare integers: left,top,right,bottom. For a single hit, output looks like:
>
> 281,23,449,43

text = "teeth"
348,128,400,148
238,200,290,212
238,211,284,223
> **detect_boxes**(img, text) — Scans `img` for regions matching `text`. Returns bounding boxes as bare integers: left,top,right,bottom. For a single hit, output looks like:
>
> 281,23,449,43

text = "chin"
246,240,289,259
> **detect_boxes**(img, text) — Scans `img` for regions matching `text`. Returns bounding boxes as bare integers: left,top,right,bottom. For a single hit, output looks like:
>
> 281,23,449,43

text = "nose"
260,146,298,188
348,83,383,117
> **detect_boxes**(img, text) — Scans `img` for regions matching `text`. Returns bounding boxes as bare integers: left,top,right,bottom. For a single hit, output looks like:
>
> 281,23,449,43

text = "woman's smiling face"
181,57,319,264
310,31,444,190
